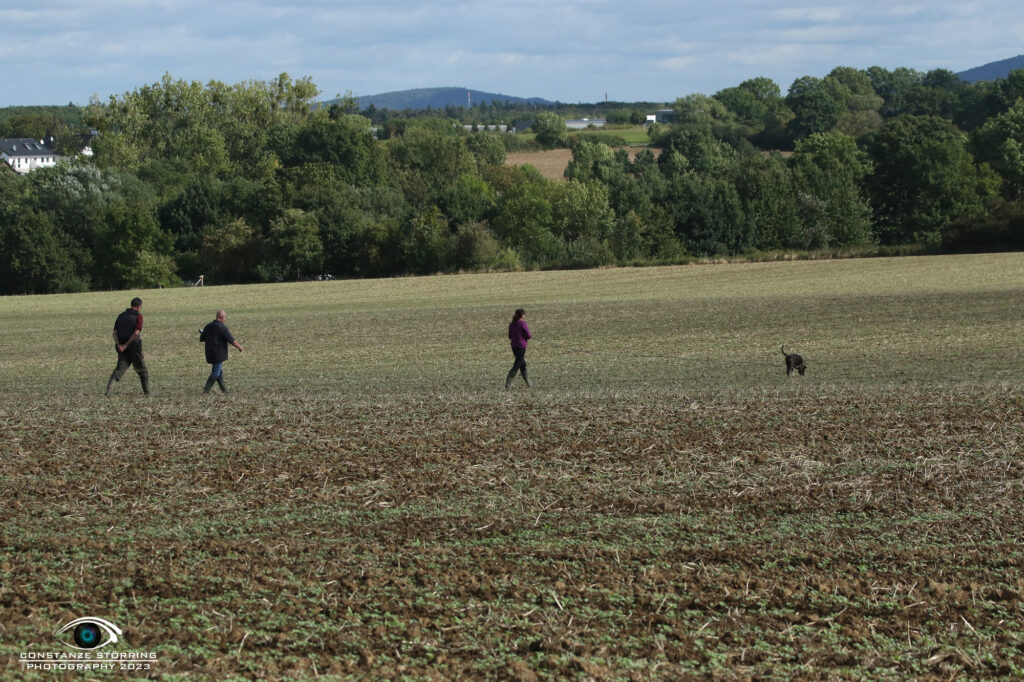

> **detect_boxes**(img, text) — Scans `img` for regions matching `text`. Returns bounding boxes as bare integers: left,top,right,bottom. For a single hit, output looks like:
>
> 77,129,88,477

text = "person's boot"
140,375,151,396
217,377,229,394
505,369,516,389
105,375,117,396
522,369,533,387
203,377,216,394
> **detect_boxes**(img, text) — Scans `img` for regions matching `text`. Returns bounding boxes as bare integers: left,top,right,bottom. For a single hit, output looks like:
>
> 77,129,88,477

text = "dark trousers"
507,346,527,384
111,346,148,381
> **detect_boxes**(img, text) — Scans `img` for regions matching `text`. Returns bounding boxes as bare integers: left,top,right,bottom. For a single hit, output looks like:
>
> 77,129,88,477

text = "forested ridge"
2,66,1024,294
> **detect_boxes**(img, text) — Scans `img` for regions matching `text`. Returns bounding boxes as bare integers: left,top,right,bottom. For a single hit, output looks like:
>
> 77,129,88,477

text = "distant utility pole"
467,90,471,108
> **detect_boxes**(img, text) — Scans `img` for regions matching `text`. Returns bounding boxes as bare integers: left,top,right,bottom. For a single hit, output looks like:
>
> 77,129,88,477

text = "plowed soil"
2,256,1023,679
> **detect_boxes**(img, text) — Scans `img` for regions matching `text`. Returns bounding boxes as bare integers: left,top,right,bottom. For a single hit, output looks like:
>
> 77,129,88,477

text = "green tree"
565,140,617,182
532,112,569,149
398,206,448,273
317,187,406,278
827,67,884,137
158,178,224,252
0,113,57,140
715,77,793,148
28,164,111,253
387,126,475,207
666,172,746,254
200,217,260,282
550,179,615,243
465,133,507,167
264,208,323,280
672,93,750,144
86,72,320,181
659,129,735,175
785,76,850,139
490,166,559,263
790,133,874,247
971,99,1024,199
92,198,175,289
438,173,496,227
868,115,1000,244
867,66,923,118
448,221,509,270
131,250,182,288
0,210,84,294
279,115,386,186
732,152,802,250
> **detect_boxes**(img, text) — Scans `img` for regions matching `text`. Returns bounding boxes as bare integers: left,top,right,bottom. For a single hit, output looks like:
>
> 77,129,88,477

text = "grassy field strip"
0,253,1021,395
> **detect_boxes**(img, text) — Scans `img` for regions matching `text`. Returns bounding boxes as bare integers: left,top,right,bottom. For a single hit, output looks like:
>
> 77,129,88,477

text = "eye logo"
55,617,122,650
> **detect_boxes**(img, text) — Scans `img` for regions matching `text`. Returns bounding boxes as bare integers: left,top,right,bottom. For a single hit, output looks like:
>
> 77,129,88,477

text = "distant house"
512,119,534,134
0,138,60,174
654,109,674,124
462,124,510,133
565,118,606,130
74,130,99,157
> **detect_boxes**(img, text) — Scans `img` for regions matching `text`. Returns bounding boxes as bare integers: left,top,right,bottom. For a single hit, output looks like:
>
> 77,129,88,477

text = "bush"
448,222,501,270
568,132,628,148
942,200,1024,252
487,247,523,271
501,135,541,153
130,250,183,288
554,236,616,269
465,134,507,167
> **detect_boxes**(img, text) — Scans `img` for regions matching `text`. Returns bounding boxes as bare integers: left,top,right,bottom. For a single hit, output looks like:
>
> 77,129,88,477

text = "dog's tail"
781,344,787,356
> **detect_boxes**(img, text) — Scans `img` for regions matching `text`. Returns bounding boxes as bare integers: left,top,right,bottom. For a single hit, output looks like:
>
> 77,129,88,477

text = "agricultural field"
1,253,1023,680
506,147,658,181
576,127,653,146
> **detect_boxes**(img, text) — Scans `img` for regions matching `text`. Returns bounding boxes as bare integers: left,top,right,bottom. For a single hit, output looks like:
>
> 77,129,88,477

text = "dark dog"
781,345,807,376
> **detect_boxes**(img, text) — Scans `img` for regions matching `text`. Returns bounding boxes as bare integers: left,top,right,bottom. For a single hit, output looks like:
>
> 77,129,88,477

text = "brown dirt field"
4,390,1024,679
506,148,660,181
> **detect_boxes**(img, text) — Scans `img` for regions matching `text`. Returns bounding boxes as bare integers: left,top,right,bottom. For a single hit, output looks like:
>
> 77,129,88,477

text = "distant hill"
957,55,1024,83
327,87,555,111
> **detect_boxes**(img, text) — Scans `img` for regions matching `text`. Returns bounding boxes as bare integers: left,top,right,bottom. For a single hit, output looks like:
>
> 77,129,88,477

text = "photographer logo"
18,617,158,673
57,617,122,650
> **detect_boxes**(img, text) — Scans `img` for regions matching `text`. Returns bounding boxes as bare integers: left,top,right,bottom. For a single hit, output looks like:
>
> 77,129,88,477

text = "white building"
0,138,60,174
565,118,607,130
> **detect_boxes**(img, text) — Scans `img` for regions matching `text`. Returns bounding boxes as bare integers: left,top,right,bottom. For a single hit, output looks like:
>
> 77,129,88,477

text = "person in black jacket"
106,297,150,396
199,310,244,393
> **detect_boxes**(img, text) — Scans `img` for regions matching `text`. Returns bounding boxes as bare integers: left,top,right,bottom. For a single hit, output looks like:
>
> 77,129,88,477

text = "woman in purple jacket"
506,308,533,388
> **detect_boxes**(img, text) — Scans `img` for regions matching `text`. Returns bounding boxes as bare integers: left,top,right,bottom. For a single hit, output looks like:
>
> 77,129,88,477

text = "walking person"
105,297,150,396
506,308,534,389
200,310,244,393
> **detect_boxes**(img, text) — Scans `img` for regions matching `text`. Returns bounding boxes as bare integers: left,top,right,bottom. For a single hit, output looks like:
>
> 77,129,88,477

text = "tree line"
1,66,1024,294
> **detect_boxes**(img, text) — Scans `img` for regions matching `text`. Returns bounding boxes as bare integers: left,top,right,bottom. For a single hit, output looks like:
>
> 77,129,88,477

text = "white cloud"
769,6,855,23
659,57,699,72
2,0,1023,105
878,4,926,18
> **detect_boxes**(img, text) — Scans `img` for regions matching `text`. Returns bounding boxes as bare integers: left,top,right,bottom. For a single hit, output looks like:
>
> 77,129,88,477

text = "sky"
1,0,1022,107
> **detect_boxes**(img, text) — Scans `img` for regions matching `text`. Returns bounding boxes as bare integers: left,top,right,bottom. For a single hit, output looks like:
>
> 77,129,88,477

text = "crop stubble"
1,254,1023,679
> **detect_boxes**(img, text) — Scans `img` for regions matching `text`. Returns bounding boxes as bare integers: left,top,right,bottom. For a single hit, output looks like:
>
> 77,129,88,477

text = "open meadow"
505,147,658,181
2,253,1023,679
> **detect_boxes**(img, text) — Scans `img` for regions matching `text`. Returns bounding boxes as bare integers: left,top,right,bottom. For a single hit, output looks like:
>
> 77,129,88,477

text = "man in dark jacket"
106,297,150,396
200,309,244,393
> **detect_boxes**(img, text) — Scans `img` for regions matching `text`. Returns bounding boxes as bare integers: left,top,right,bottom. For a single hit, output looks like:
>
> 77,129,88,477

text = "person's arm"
224,325,243,352
114,329,140,352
